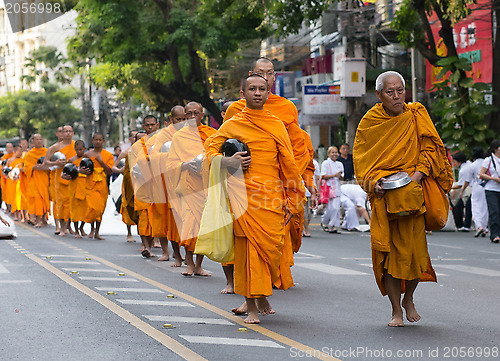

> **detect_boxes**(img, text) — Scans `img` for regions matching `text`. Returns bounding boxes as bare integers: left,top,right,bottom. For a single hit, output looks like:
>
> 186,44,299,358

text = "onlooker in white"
341,184,371,228
462,147,488,237
479,140,500,243
321,146,344,233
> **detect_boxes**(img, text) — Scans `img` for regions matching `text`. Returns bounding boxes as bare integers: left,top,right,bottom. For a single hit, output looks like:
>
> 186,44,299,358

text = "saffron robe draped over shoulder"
85,150,114,222
120,154,138,226
353,102,453,295
55,142,76,221
166,124,216,251
1,153,13,206
24,147,49,217
8,158,25,212
206,107,305,298
68,157,88,223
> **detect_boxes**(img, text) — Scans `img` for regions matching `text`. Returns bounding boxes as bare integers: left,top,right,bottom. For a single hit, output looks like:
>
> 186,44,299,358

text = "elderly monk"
206,74,305,324
166,102,216,276
64,140,88,238
225,58,314,310
1,142,15,213
23,134,50,227
353,71,453,327
80,133,114,240
150,105,186,265
112,130,138,242
129,116,160,258
44,125,76,236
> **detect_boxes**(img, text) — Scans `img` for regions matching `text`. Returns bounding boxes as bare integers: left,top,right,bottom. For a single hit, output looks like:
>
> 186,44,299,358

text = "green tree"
392,0,498,153
67,0,272,124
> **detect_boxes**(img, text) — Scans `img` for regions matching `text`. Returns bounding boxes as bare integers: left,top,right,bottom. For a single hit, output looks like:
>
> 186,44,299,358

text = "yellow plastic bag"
195,155,234,263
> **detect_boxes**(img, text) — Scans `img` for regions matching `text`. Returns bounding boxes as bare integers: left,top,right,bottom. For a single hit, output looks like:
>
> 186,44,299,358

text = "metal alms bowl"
381,172,411,190
51,151,66,162
117,158,126,169
193,153,204,173
160,141,172,153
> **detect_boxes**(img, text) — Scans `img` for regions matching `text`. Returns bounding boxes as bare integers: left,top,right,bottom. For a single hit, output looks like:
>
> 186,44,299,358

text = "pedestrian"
23,134,50,228
81,133,114,240
479,139,500,243
166,102,216,276
64,140,89,238
43,125,76,236
320,146,344,233
461,147,488,237
341,184,370,226
338,143,355,183
205,74,305,324
353,70,453,327
451,152,472,231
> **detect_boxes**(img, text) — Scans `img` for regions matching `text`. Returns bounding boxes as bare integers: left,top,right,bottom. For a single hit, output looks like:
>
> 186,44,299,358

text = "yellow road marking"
21,224,340,361
26,253,207,361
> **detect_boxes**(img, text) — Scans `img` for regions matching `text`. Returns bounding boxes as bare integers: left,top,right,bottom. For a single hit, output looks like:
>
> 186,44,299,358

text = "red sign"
426,0,493,90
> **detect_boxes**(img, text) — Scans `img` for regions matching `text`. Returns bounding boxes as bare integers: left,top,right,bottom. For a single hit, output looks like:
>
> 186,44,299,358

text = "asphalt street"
1,214,499,361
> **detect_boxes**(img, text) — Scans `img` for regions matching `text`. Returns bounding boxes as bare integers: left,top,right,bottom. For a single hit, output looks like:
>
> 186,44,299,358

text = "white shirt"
321,159,344,197
482,154,500,192
464,158,483,186
341,184,367,207
457,161,471,186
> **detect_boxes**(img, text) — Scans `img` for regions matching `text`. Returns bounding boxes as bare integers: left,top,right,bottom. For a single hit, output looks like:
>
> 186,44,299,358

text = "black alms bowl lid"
79,158,94,173
62,163,78,180
220,139,250,157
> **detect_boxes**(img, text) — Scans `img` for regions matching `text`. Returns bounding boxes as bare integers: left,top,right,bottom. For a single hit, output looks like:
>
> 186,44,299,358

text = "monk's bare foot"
171,259,183,267
194,267,211,277
94,234,105,240
182,265,194,277
34,222,43,228
158,254,170,261
75,234,82,239
88,231,95,238
141,249,153,258
58,231,67,237
153,240,161,248
232,302,247,315
244,299,260,324
256,297,275,316
221,285,234,294
80,229,87,237
127,235,135,242
244,314,260,324
68,227,76,235
388,310,405,327
402,299,421,323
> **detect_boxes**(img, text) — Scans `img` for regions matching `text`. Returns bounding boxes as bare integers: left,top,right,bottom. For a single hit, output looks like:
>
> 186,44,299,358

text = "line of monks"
2,58,318,325
1,126,115,241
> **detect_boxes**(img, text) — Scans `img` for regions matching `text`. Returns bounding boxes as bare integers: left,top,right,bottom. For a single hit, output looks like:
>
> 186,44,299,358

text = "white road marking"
143,315,233,325
428,243,464,250
49,261,100,264
41,255,90,258
78,276,139,282
341,257,371,260
0,263,10,273
0,280,31,283
62,268,118,273
480,250,500,255
358,263,448,275
118,254,144,257
95,287,164,293
295,263,368,275
435,264,500,277
293,252,325,260
179,335,285,349
117,299,194,307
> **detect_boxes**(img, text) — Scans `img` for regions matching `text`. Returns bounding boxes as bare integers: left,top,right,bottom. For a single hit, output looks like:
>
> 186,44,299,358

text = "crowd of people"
1,64,498,328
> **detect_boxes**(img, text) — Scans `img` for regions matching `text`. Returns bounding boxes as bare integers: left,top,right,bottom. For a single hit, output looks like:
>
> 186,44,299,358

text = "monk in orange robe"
44,125,76,236
206,74,305,324
80,133,114,240
224,58,314,299
1,142,14,213
7,146,24,221
64,140,88,238
49,127,64,231
129,116,160,258
23,134,50,227
112,130,138,242
17,139,29,222
150,106,186,264
353,71,453,327
166,102,216,276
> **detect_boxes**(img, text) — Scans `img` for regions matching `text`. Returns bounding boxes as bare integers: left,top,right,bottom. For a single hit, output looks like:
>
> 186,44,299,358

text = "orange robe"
353,102,453,295
129,134,157,237
150,124,181,240
8,158,24,212
206,107,305,298
1,153,14,206
225,94,309,290
68,157,88,222
120,154,138,226
24,147,50,217
166,124,216,252
85,150,114,222
49,170,57,218
55,142,76,221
